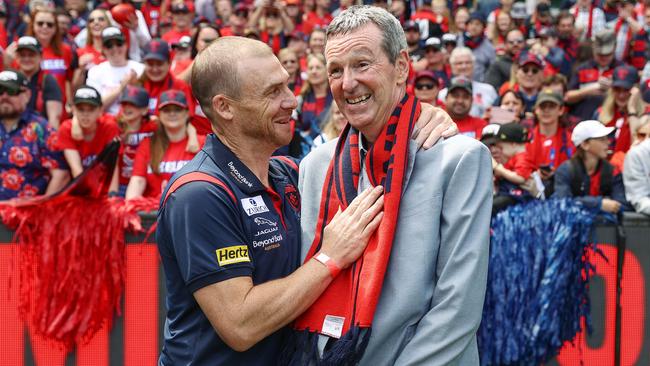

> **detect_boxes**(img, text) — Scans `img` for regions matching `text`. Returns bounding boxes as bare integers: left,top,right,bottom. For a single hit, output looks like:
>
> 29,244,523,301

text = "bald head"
191,37,273,121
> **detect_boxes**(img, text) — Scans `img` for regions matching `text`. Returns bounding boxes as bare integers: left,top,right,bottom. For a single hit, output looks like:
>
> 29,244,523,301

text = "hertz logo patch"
216,245,250,266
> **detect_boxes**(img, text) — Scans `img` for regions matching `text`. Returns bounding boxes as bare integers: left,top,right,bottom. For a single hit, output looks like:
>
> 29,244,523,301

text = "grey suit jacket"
299,134,493,365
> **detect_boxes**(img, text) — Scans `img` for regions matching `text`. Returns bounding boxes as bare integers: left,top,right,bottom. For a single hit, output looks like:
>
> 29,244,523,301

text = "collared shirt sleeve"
158,181,253,293
38,122,67,170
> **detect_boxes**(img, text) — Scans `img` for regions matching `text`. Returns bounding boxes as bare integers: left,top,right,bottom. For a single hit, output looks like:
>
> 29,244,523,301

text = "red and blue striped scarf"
288,94,420,364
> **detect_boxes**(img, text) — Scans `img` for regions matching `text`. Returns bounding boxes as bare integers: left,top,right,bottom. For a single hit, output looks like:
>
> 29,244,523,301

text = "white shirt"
86,60,145,115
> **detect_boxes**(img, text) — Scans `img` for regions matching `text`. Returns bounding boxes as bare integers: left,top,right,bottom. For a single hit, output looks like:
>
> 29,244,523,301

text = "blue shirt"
156,134,301,366
0,111,66,200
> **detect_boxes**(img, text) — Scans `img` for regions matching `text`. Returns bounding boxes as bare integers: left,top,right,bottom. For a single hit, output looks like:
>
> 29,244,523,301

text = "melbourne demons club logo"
284,184,300,211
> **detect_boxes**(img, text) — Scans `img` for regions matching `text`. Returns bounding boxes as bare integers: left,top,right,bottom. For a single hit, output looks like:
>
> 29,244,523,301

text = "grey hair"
326,5,406,64
449,47,476,64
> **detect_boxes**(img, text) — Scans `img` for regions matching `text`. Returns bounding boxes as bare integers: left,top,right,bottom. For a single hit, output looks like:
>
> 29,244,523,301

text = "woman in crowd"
308,27,326,55
450,7,470,36
526,89,575,195
296,53,332,146
114,85,157,196
313,100,346,147
177,23,220,83
125,90,205,199
279,47,303,95
57,86,119,192
76,9,112,74
594,65,642,156
11,8,79,115
248,0,294,54
86,26,144,116
553,120,628,214
488,11,514,54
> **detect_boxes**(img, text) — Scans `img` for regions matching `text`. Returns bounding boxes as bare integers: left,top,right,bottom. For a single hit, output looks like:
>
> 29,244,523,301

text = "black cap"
73,85,102,107
102,26,125,45
612,65,639,90
497,122,529,143
536,3,551,16
119,85,149,108
0,70,28,93
403,20,419,32
448,76,473,94
143,38,170,61
16,36,42,53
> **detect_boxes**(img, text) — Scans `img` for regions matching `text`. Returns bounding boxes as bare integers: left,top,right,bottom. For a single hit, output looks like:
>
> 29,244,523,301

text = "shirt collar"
203,134,266,194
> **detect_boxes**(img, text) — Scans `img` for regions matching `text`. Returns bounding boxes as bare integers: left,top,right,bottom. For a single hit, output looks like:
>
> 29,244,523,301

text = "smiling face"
325,23,409,142
87,10,110,38
32,11,57,46
159,104,189,131
228,53,298,149
307,55,327,86
145,59,170,82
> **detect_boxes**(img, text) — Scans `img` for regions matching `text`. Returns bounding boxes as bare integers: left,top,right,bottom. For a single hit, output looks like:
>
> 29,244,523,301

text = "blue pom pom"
478,199,601,365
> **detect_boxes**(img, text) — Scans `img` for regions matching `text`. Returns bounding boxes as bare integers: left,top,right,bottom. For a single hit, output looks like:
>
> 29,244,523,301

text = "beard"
0,103,21,119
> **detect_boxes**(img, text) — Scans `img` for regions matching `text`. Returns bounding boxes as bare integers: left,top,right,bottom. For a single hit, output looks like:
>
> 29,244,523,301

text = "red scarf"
614,18,634,60
574,5,594,39
290,95,419,363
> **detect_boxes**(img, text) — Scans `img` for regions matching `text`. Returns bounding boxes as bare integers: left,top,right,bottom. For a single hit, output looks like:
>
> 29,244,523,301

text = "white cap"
571,120,615,147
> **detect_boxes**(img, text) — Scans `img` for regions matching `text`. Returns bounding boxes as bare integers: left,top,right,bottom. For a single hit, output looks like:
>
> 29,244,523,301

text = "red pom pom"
111,3,136,27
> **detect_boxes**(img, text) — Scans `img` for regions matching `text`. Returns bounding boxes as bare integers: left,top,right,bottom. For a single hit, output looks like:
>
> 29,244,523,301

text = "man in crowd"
0,69,68,200
566,28,624,122
295,5,491,365
157,34,456,365
445,75,488,138
439,47,498,118
485,29,526,90
414,70,444,107
464,12,496,83
14,36,63,128
514,51,545,112
404,20,424,61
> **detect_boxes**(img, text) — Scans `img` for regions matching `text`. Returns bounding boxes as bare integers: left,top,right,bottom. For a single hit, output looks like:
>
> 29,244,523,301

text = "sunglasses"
201,38,216,44
425,48,440,53
0,87,22,96
415,83,436,90
267,12,279,18
521,66,540,75
88,16,107,23
104,40,125,49
36,21,55,28
637,132,648,139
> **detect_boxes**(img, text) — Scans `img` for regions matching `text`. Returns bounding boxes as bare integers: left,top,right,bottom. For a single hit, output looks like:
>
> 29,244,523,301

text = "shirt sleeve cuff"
187,266,253,293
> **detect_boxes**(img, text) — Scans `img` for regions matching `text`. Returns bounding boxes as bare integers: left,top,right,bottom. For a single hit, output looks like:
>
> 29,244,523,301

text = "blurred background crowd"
0,0,648,217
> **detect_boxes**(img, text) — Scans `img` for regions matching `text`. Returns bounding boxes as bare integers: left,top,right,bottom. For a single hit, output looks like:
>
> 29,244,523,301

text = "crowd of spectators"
0,0,648,217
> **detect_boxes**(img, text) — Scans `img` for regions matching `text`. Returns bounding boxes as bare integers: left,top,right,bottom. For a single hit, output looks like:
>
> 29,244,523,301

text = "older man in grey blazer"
297,5,492,365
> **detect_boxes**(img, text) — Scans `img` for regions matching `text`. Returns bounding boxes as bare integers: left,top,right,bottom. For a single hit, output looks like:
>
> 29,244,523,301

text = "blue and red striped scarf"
288,94,420,364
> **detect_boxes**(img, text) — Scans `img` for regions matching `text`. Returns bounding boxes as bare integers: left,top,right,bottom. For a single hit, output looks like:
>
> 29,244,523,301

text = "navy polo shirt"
156,134,301,366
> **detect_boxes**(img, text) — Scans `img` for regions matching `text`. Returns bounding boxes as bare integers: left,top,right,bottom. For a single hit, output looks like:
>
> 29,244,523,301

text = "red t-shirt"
41,44,76,107
302,11,333,34
603,110,632,154
525,125,575,170
119,119,158,186
454,115,487,139
171,58,192,77
132,134,206,198
144,75,212,135
76,45,106,69
503,151,536,180
57,115,120,167
161,28,191,46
